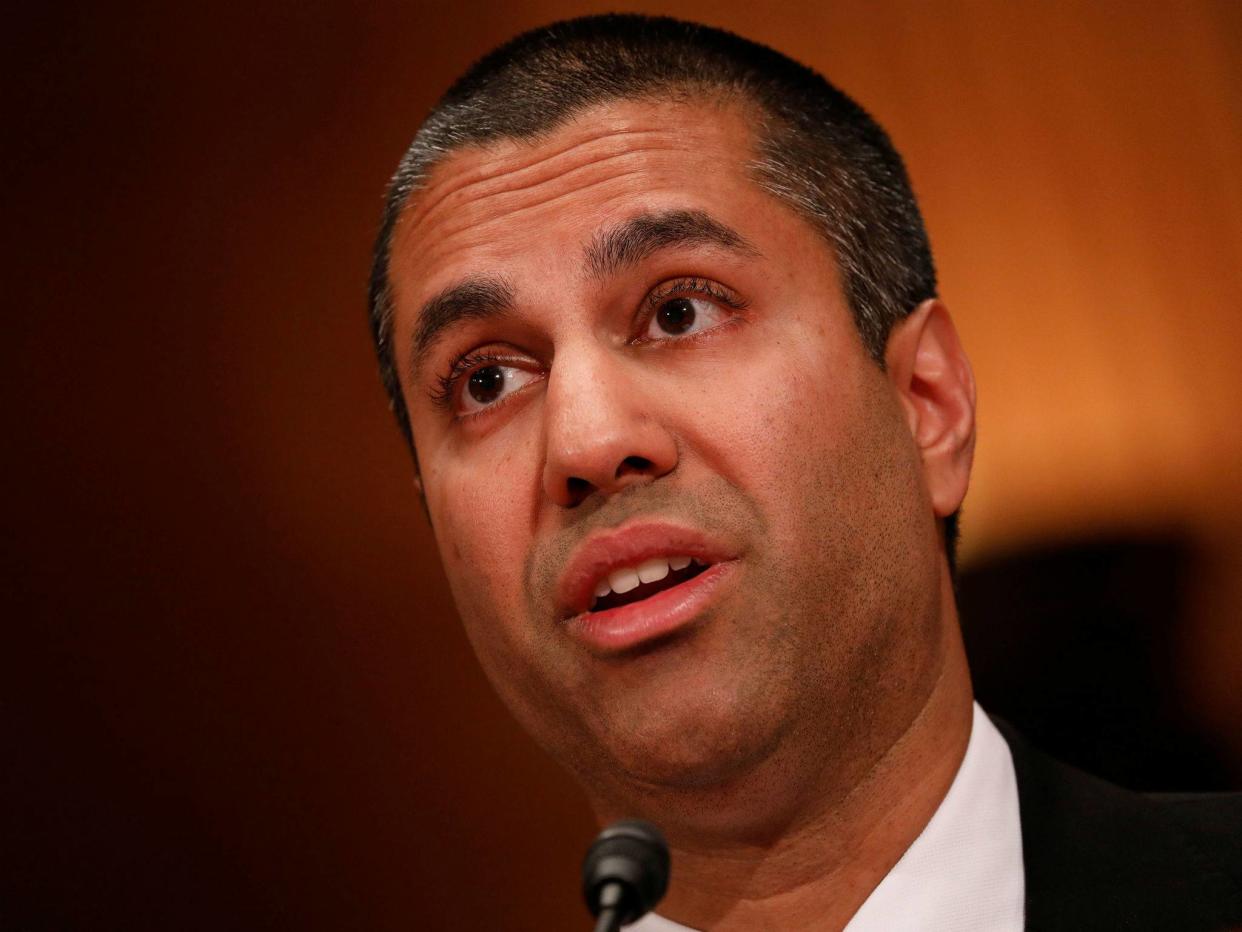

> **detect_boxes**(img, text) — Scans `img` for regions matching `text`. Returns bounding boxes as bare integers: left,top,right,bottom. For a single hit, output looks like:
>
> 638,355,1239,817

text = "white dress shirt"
626,702,1025,931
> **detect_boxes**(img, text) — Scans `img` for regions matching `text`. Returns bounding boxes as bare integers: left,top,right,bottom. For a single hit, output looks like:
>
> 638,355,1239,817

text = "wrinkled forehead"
387,96,769,289
401,89,762,217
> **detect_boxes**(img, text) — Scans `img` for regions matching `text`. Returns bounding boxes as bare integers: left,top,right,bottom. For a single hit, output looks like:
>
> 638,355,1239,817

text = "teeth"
589,556,701,608
608,566,641,594
637,557,670,584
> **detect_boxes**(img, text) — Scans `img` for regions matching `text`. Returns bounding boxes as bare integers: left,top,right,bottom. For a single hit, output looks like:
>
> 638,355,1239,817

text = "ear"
884,299,977,519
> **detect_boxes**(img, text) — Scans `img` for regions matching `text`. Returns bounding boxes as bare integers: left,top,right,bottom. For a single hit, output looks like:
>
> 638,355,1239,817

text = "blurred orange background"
6,1,1241,929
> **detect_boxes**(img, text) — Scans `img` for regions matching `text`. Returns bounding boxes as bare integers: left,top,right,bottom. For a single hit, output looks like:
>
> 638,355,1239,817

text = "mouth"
588,556,711,613
556,522,738,654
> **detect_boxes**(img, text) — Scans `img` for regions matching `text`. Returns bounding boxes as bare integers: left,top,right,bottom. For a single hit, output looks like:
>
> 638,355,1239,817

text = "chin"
596,691,788,792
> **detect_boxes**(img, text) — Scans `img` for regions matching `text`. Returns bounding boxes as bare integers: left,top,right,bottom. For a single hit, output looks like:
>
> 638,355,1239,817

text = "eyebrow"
411,275,516,374
409,210,759,377
584,209,761,280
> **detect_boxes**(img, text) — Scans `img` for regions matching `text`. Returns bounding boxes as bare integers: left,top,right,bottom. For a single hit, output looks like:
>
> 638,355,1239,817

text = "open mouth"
588,556,710,613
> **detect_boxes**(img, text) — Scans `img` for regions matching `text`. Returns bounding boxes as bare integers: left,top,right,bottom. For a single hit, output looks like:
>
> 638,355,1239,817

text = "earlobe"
884,299,977,518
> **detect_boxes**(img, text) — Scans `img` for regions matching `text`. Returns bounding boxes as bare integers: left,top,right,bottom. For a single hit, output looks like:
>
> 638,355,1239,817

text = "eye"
459,363,540,413
642,295,732,341
637,278,746,344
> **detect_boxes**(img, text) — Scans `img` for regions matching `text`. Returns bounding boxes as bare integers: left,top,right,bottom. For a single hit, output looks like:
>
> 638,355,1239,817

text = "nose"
541,347,678,508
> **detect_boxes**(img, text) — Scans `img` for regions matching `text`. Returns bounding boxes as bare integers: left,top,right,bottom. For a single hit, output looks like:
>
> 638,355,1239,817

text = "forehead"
388,97,771,309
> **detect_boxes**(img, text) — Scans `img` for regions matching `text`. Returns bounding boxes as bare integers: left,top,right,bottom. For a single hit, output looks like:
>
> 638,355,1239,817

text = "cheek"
426,453,532,623
686,332,864,504
429,465,542,706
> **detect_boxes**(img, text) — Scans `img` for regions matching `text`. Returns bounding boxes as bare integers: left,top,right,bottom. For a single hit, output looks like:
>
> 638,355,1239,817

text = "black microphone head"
581,819,671,925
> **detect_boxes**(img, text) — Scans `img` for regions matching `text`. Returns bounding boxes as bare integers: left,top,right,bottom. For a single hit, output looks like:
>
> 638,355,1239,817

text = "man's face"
388,98,944,806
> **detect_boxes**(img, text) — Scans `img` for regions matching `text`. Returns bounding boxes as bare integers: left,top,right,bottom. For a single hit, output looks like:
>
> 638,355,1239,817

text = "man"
367,15,1240,930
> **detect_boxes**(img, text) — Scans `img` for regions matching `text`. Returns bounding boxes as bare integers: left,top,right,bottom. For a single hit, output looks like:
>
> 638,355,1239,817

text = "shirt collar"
626,702,1025,932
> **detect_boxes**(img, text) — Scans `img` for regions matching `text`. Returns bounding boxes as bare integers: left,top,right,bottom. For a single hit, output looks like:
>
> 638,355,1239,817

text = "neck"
600,608,974,931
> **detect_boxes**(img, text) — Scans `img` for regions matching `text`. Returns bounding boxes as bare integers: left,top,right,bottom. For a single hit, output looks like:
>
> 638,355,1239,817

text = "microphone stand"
592,880,626,932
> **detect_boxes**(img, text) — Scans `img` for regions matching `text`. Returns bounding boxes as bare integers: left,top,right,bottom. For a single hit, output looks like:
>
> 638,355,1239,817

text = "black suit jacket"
993,718,1242,931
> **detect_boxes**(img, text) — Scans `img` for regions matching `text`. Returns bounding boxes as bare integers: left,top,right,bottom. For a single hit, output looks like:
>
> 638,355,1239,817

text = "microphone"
581,819,671,932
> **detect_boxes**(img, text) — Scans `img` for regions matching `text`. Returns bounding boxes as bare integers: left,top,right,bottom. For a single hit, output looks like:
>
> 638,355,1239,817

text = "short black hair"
368,13,959,565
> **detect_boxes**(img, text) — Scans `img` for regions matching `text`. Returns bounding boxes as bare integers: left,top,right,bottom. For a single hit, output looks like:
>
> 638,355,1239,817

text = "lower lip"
565,561,737,654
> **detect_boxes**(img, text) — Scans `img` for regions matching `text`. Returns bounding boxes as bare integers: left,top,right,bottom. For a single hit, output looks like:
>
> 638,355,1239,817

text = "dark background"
7,2,1242,929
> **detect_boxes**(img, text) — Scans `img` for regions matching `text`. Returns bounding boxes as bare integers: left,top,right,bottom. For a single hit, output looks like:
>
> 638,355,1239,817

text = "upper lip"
555,520,736,618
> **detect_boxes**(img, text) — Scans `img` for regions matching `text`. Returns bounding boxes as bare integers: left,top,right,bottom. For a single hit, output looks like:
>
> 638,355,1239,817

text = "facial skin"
387,96,977,924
